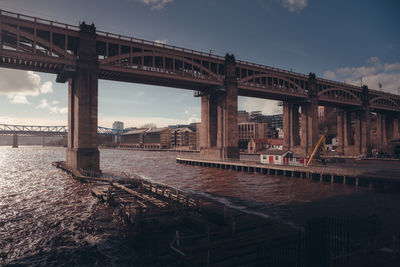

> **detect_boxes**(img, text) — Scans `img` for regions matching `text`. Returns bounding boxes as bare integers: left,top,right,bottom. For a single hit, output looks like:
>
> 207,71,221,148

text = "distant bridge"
0,123,126,136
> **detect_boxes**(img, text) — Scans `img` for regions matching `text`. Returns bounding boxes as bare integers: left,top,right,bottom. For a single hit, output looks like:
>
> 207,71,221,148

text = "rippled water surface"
1,147,400,266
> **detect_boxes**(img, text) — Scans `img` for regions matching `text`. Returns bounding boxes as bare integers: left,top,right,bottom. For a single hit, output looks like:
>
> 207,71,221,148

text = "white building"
260,150,292,165
112,121,124,130
277,128,284,139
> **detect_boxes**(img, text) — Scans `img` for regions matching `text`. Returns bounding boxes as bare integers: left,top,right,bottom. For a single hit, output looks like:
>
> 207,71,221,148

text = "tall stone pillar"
359,111,371,155
199,54,239,160
336,109,344,154
299,73,319,156
386,116,394,140
343,111,352,146
342,107,369,156
283,102,290,150
291,105,300,147
361,85,371,155
394,118,400,139
283,103,300,151
354,111,361,154
200,93,218,149
65,22,100,173
12,133,18,148
62,135,68,147
376,113,387,152
382,115,387,148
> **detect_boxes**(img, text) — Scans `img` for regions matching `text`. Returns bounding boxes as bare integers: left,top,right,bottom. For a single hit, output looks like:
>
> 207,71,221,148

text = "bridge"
0,123,126,147
1,9,399,172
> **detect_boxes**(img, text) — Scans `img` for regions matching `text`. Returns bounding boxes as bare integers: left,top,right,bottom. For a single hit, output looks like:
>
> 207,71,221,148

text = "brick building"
143,127,171,149
171,127,196,150
120,128,147,148
120,127,171,149
238,122,268,142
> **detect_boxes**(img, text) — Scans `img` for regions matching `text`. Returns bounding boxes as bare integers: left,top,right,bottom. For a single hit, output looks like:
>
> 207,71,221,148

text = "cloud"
281,0,307,12
323,70,336,80
136,91,145,97
0,69,54,104
154,39,167,44
9,95,29,104
36,99,68,114
0,69,40,94
239,97,282,115
40,81,53,94
187,113,200,124
323,57,400,94
384,62,400,72
137,0,174,10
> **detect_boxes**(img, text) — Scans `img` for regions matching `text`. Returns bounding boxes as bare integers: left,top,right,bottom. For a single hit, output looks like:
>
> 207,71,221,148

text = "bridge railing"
0,9,80,31
96,30,225,62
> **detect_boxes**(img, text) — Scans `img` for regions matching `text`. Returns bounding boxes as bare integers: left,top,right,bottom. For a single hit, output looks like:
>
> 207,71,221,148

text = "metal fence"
255,216,399,267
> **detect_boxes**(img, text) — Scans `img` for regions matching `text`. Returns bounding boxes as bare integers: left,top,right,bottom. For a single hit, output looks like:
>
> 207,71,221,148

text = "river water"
1,147,400,266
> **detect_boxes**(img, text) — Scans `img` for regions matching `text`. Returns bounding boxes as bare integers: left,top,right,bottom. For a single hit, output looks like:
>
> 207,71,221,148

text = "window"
275,156,279,160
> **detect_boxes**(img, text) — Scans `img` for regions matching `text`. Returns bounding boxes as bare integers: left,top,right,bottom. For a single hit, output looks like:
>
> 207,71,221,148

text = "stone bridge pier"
337,86,372,156
283,73,319,157
199,54,239,160
58,23,100,173
12,133,18,148
336,109,371,156
376,113,400,154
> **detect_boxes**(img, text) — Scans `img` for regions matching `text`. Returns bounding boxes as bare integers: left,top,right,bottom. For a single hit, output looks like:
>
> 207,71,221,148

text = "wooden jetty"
89,176,299,265
53,160,299,266
176,157,400,192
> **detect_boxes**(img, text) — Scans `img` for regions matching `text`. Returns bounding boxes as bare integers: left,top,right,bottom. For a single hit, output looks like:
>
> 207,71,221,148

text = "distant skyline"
0,0,399,127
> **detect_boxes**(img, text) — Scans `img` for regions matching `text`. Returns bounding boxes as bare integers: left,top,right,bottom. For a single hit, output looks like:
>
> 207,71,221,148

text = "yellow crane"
307,134,327,167
306,134,327,179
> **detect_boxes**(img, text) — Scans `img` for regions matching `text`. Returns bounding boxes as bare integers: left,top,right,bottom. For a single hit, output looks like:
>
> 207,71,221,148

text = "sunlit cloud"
239,97,282,115
323,57,400,94
281,0,308,12
36,99,68,114
0,69,54,104
137,0,174,10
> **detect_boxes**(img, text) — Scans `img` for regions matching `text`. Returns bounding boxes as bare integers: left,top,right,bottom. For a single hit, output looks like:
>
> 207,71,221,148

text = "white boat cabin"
260,151,293,165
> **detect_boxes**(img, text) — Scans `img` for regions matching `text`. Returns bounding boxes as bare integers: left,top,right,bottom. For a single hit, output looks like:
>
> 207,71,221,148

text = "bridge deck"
1,9,399,112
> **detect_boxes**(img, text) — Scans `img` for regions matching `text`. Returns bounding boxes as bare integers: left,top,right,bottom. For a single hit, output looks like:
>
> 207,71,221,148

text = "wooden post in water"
176,230,180,248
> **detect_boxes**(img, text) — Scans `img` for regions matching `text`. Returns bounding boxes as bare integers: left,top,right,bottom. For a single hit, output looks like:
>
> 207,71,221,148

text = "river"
1,146,400,266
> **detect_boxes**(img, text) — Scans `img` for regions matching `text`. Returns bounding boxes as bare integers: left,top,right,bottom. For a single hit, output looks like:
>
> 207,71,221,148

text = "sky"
0,0,399,128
